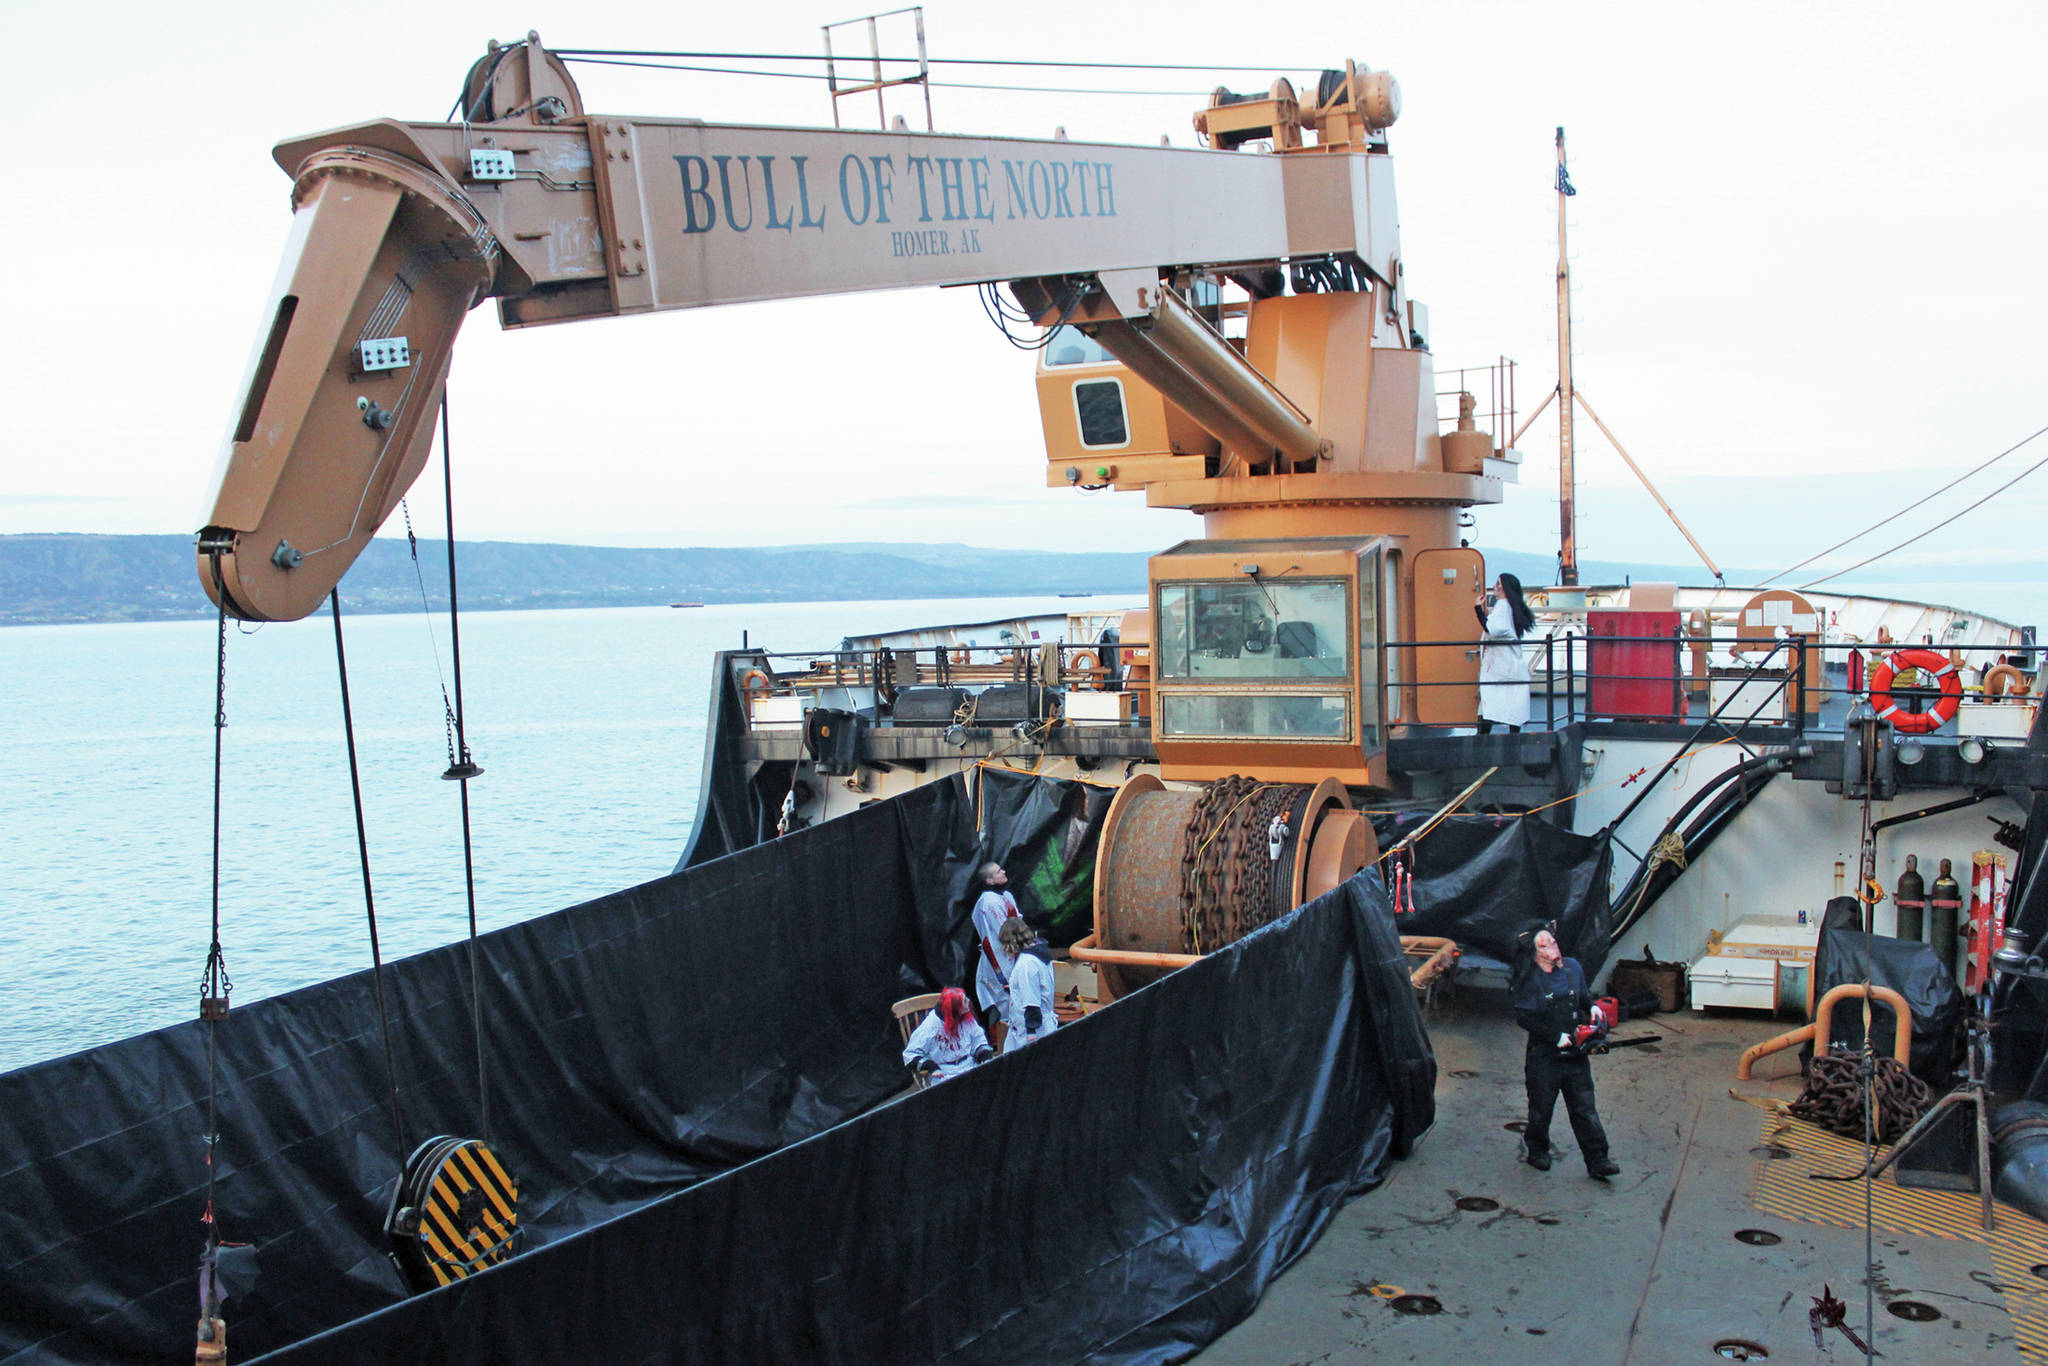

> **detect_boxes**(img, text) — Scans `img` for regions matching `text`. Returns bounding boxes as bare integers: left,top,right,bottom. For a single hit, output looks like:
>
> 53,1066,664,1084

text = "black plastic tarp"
900,765,1116,956
2,771,1431,1365
1811,924,1965,1086
1369,810,1614,977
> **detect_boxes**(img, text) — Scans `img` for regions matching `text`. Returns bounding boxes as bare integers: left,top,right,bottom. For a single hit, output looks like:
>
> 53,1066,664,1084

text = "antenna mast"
1555,126,1578,586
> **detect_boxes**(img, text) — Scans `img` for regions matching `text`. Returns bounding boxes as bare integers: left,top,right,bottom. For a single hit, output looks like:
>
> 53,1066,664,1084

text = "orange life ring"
1869,648,1961,734
1983,663,2025,699
740,668,772,696
1069,650,1100,672
950,647,971,665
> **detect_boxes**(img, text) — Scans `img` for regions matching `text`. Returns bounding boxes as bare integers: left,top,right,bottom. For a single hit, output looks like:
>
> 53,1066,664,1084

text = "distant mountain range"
0,534,1157,626
0,533,2022,627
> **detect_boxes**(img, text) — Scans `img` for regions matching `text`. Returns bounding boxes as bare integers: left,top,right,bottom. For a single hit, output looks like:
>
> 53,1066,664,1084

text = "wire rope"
561,56,1210,96
1797,426,2048,591
1759,421,2048,587
436,397,491,1141
330,590,409,1157
197,554,234,1337
551,48,1318,72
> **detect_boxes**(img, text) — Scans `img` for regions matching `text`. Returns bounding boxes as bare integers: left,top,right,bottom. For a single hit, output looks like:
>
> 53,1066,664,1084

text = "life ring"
950,647,971,665
1983,663,2025,699
1869,648,1962,734
740,668,773,697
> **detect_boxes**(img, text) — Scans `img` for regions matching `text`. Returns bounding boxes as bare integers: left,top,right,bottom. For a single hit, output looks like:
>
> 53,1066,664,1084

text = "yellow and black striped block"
386,1135,520,1293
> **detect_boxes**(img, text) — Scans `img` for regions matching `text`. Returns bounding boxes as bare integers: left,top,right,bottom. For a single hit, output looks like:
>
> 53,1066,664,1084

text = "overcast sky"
5,0,2044,591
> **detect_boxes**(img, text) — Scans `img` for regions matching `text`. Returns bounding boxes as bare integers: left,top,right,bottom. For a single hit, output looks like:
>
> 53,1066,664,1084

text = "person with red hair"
901,987,994,1083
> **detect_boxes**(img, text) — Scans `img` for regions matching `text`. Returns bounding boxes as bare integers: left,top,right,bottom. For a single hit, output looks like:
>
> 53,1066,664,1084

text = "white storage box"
1711,916,1818,966
749,695,805,731
1689,953,1780,1011
1709,669,1789,723
1958,700,2036,740
1063,690,1135,725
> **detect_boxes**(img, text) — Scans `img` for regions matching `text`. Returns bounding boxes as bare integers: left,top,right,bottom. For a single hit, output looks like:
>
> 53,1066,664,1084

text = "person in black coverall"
1514,926,1621,1178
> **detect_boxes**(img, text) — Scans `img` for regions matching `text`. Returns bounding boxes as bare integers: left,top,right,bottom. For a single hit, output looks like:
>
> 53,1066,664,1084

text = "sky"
5,0,2045,591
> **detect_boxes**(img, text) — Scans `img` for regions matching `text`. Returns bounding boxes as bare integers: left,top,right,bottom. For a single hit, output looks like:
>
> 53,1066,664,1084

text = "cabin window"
1073,379,1130,448
1043,326,1116,367
1159,691,1350,739
1154,579,1350,682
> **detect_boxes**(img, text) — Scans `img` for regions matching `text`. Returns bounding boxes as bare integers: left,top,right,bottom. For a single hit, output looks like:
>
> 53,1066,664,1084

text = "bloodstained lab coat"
901,1013,991,1082
1003,946,1059,1052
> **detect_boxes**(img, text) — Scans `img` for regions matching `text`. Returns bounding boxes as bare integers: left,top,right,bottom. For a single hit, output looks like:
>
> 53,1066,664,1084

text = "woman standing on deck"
1475,571,1535,734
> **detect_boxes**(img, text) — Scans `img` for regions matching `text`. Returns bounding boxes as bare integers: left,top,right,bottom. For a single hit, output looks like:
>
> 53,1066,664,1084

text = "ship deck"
1200,986,2038,1363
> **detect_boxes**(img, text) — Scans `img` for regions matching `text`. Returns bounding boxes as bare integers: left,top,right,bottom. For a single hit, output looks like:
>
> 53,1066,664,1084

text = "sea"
0,594,1118,1074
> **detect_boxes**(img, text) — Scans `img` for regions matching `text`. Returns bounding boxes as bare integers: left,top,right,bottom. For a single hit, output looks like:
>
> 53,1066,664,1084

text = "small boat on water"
669,601,704,608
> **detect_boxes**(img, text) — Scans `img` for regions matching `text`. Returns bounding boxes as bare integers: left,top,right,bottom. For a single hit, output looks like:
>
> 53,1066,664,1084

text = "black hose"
1608,752,1792,943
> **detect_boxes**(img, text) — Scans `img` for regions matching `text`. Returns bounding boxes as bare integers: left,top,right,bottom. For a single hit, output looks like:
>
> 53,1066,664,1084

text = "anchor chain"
1790,1050,1932,1142
1178,776,1306,955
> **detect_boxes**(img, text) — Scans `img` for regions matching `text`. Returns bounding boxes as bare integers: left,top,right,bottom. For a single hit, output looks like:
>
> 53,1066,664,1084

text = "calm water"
0,594,1104,1073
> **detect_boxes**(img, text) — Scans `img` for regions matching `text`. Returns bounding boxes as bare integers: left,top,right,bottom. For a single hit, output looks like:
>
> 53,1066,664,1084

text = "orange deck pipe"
1735,982,1912,1080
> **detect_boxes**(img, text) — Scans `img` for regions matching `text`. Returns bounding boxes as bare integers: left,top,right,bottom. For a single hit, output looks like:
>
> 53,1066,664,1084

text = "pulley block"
384,1134,521,1293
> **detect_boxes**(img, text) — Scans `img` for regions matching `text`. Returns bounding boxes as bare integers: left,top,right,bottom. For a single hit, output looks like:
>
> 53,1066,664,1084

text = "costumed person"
1513,925,1621,1178
971,861,1022,1051
1475,570,1534,734
999,917,1058,1052
901,987,993,1083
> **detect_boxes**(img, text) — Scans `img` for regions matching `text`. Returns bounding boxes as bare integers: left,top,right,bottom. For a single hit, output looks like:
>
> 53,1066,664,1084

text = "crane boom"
199,37,1485,631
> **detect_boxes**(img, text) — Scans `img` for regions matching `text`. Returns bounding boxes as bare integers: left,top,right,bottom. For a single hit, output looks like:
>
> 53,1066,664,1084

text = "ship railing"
1387,630,2037,738
736,641,1149,727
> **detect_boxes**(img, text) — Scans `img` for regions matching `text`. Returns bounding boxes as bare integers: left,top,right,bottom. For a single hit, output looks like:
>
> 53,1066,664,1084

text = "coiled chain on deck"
1178,776,1305,956
1790,1050,1932,1143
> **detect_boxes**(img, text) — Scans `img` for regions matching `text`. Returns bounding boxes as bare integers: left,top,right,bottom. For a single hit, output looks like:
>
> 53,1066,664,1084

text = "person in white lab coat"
1475,571,1535,733
901,987,993,1083
999,917,1058,1052
971,862,1022,1049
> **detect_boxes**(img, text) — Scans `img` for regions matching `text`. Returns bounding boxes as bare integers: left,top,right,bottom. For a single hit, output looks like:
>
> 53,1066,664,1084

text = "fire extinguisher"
1966,849,2008,993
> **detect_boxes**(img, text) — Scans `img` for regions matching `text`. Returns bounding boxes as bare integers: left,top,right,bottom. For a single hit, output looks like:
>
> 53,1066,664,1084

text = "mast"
1555,126,1578,587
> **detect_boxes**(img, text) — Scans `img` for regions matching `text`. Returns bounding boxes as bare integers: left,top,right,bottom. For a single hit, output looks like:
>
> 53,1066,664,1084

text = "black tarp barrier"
2,772,1431,1365
1368,810,1614,977
900,766,1116,958
1811,925,1965,1086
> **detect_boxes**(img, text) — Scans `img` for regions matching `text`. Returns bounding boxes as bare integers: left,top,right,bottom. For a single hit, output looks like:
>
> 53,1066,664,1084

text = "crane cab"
1146,536,1393,786
1036,326,1218,490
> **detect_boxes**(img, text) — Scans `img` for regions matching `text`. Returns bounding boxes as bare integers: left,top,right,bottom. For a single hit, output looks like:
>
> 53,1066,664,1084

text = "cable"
980,279,1082,351
1759,422,2048,587
438,397,491,1142
197,555,234,1343
551,48,1317,72
1798,427,2048,591
330,590,408,1158
561,56,1210,96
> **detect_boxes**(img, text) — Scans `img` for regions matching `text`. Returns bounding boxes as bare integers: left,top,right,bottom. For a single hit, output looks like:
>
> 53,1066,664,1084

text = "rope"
437,397,491,1142
198,555,233,1326
330,591,408,1156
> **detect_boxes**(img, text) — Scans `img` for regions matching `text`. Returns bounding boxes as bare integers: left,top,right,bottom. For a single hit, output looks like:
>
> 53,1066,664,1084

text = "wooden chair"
892,993,943,1091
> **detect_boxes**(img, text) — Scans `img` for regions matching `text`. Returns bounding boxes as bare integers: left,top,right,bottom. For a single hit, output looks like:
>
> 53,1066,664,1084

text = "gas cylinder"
1929,857,1963,985
1894,854,1926,941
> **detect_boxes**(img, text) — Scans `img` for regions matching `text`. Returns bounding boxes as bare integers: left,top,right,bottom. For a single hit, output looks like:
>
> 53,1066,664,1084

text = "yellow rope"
1192,783,1287,862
